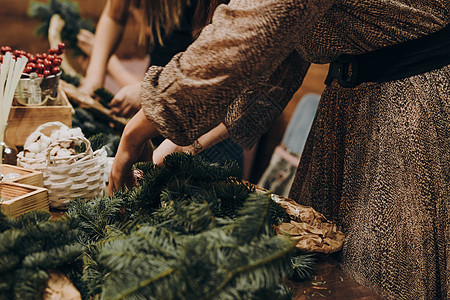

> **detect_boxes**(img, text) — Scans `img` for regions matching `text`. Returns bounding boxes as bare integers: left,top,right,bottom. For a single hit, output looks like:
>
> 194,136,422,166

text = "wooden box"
0,182,48,218
0,164,44,187
5,88,73,147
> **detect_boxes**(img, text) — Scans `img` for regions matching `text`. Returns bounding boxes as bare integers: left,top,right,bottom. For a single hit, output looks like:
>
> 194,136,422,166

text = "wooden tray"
0,182,48,218
5,87,73,147
0,164,44,187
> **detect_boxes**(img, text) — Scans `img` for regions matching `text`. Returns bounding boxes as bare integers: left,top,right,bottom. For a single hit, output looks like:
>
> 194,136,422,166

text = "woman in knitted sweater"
109,0,450,298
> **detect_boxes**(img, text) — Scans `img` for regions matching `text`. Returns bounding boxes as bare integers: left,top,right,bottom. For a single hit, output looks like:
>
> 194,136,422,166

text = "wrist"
122,109,158,146
186,140,203,155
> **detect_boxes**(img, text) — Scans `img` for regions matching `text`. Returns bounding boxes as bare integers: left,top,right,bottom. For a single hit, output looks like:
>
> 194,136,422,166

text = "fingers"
76,30,95,56
109,97,123,109
109,92,140,118
121,106,133,118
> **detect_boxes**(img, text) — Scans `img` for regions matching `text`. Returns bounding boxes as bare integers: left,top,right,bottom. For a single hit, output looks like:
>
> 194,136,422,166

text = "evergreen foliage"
1,154,314,299
28,0,95,54
61,70,81,87
288,253,316,281
94,88,115,108
0,211,84,299
72,108,121,156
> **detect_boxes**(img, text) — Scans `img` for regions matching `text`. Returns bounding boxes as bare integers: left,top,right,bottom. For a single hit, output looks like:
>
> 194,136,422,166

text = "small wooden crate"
0,182,49,218
5,87,73,147
0,164,44,187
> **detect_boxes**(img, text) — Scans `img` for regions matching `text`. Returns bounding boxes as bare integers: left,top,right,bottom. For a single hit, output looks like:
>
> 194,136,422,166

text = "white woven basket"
17,122,108,209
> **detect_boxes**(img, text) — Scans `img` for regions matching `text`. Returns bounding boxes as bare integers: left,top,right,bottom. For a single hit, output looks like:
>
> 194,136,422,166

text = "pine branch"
231,193,276,243
94,88,115,108
67,197,125,244
288,253,316,281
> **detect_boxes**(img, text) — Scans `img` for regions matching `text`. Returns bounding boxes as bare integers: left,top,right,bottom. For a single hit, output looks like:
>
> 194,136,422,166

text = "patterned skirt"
289,64,450,299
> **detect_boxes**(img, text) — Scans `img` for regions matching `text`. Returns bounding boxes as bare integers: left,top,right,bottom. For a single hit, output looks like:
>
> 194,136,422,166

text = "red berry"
52,66,61,74
43,69,51,77
23,66,33,73
1,46,12,54
58,42,65,50
43,59,52,67
28,55,36,62
37,73,44,78
53,58,62,66
47,54,55,61
27,62,36,69
42,53,48,58
36,63,45,70
13,49,21,56
36,53,43,59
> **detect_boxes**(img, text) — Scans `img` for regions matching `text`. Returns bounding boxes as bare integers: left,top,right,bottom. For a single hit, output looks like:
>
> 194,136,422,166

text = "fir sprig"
0,212,84,299
94,196,296,300
94,88,115,108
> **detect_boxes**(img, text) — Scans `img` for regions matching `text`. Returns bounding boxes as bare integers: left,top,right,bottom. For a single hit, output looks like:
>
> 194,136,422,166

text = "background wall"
0,0,146,61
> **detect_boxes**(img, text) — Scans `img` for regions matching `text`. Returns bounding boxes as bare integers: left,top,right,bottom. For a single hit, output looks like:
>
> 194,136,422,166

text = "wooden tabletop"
287,255,383,300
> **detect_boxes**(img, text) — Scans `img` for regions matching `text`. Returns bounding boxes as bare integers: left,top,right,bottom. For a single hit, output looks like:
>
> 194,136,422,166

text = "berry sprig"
0,43,65,78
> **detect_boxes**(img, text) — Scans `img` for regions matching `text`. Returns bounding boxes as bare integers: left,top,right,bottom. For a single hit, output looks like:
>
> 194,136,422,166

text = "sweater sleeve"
141,0,333,146
225,51,310,149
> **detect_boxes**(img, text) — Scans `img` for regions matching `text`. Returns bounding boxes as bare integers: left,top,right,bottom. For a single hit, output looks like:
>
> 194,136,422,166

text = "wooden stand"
0,182,48,218
0,164,44,187
5,88,73,147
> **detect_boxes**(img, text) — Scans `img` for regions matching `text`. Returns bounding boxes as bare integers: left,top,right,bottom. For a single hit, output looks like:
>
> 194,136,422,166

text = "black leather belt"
325,24,450,88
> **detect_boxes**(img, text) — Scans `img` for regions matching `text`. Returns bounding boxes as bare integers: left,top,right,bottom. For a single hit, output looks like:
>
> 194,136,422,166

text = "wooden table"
287,255,383,300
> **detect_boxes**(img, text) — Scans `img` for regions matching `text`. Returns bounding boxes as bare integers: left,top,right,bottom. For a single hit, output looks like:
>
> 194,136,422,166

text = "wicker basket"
17,122,108,209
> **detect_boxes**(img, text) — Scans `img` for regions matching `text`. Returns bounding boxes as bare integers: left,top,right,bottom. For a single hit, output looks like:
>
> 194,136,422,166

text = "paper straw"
0,55,14,144
0,52,12,109
0,54,28,162
0,53,13,162
1,59,15,135
4,56,28,115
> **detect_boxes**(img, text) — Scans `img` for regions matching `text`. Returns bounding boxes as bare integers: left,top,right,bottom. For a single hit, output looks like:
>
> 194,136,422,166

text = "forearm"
188,123,229,155
121,109,159,147
107,55,142,88
109,109,157,194
84,1,125,88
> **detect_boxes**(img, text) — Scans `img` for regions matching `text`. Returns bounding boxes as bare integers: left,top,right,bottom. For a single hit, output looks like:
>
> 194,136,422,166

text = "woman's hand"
152,139,187,166
78,79,102,96
77,29,95,56
109,82,142,117
108,109,158,195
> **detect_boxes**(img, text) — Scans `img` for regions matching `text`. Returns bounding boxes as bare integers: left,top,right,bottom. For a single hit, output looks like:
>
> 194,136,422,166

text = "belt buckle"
336,55,359,88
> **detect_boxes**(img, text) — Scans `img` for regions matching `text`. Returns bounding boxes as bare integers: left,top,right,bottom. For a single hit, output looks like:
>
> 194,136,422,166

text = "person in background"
78,0,196,117
78,0,242,168
108,0,450,299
